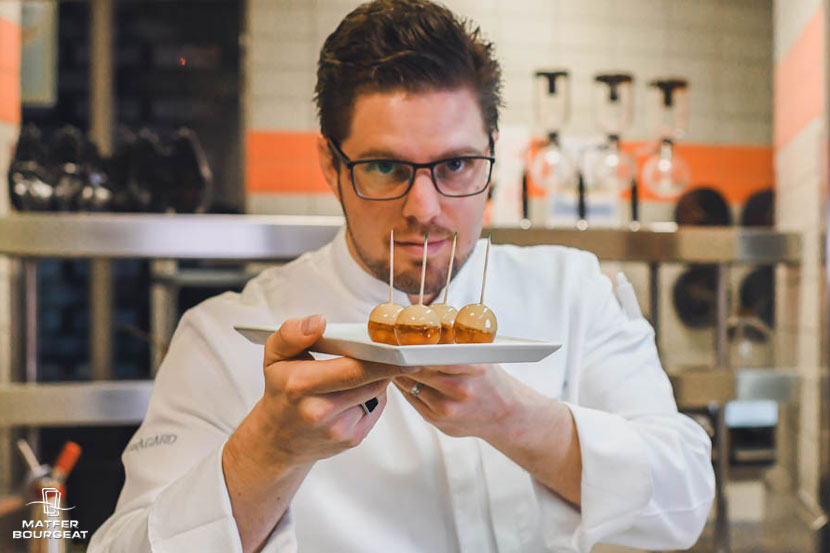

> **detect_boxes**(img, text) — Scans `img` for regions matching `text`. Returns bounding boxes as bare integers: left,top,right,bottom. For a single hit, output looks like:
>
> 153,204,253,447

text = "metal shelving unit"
0,213,803,409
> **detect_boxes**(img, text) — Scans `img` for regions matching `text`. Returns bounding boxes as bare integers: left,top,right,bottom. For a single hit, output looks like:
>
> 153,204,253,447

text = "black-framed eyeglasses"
328,138,495,200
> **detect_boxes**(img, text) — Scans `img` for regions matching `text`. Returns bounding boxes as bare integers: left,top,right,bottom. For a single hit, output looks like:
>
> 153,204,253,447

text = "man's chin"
393,275,445,297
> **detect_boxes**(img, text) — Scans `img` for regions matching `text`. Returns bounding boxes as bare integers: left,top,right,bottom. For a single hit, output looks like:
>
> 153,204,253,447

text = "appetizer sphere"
368,302,404,345
394,304,441,345
453,303,498,343
430,303,458,344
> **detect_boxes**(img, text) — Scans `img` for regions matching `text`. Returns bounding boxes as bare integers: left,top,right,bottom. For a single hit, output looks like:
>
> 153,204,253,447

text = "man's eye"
367,161,398,175
445,159,467,172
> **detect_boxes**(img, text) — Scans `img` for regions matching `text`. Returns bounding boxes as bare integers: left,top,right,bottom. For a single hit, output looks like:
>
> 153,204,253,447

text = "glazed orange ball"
453,303,498,343
368,302,404,345
430,303,458,344
394,304,441,345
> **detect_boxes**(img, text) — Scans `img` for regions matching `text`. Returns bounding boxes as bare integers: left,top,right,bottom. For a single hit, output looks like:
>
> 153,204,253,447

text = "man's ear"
317,134,341,201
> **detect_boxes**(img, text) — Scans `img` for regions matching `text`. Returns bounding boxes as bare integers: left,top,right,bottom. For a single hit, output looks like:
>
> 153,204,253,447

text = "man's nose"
402,169,441,223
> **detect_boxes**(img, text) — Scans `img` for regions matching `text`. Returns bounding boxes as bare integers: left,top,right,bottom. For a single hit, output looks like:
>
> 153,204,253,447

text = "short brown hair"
314,0,502,145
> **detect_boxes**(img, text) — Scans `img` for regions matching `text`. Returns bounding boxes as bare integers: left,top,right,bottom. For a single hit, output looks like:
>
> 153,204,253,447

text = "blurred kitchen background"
0,0,828,552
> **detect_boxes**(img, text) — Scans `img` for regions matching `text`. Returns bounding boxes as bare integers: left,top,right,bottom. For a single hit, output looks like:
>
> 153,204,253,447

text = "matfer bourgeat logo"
13,488,88,540
25,487,76,516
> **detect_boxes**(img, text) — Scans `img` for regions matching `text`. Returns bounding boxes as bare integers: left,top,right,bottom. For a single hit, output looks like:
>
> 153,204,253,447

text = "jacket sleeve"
86,313,298,553
539,254,715,552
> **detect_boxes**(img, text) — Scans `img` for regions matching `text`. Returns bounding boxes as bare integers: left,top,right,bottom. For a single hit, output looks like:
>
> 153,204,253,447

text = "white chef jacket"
88,228,714,553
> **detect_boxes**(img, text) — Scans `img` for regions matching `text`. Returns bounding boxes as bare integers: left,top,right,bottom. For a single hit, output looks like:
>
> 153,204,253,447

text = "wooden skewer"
480,233,491,305
389,229,394,304
419,233,428,305
443,232,457,304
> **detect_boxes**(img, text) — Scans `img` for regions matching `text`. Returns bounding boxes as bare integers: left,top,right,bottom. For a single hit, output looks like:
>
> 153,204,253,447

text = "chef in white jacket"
88,1,714,552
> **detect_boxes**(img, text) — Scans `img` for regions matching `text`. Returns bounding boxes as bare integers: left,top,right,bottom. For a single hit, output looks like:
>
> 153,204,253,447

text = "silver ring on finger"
409,382,423,398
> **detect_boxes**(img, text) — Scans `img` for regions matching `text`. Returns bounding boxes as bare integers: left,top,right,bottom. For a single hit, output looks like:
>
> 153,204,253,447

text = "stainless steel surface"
0,214,345,259
23,261,40,459
487,225,801,263
90,259,113,380
823,5,830,542
669,370,736,409
797,489,829,532
154,268,255,288
822,5,830,548
0,428,11,495
649,262,660,342
23,260,36,384
0,260,21,494
716,264,729,369
0,215,803,263
671,368,800,409
150,260,178,374
714,403,730,553
27,499,67,553
0,382,152,427
0,258,19,392
735,369,800,402
89,0,115,383
90,0,113,157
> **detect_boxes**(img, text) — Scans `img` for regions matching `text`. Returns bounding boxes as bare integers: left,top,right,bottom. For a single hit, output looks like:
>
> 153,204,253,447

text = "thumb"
264,314,326,366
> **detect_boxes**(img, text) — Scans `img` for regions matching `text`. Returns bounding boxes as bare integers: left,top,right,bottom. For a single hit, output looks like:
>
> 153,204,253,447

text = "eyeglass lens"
352,158,491,199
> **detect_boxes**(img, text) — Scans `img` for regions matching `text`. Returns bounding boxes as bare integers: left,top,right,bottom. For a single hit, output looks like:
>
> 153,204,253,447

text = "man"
89,1,714,552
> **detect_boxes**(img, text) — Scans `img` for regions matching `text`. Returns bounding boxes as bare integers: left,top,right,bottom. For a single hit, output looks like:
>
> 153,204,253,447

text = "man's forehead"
345,87,489,156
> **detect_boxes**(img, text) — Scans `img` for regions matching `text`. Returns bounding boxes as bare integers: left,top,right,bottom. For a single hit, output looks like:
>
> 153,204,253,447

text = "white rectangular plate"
235,323,560,366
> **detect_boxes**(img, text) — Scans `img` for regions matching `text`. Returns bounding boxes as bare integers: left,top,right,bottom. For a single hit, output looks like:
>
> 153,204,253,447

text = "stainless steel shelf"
0,370,798,427
487,225,801,264
0,213,344,259
0,214,804,422
0,381,152,426
669,368,801,409
0,214,801,264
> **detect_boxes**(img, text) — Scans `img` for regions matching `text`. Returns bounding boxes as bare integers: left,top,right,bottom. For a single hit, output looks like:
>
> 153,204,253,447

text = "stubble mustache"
359,223,469,297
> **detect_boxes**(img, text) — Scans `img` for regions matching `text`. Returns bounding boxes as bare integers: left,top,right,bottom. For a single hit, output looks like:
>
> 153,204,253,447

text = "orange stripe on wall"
246,131,331,194
247,130,772,204
774,6,824,148
0,17,21,125
527,140,773,205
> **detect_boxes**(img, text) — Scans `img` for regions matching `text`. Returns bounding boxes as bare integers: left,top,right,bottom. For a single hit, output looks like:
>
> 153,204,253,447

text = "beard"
338,177,476,297
346,219,473,295
344,220,473,297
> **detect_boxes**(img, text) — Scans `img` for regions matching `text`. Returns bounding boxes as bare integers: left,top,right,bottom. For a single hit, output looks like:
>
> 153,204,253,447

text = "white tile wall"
0,120,18,383
248,98,316,131
0,3,19,496
774,117,823,197
246,193,312,215
247,193,345,216
773,0,826,509
0,1,20,24
245,0,774,144
773,0,823,62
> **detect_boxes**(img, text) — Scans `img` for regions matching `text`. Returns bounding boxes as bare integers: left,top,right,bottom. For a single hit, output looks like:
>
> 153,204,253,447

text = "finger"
393,380,436,420
353,389,389,433
288,356,411,395
430,364,487,376
264,315,326,366
304,379,390,422
396,372,472,402
329,388,389,446
393,377,442,412
328,404,367,441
